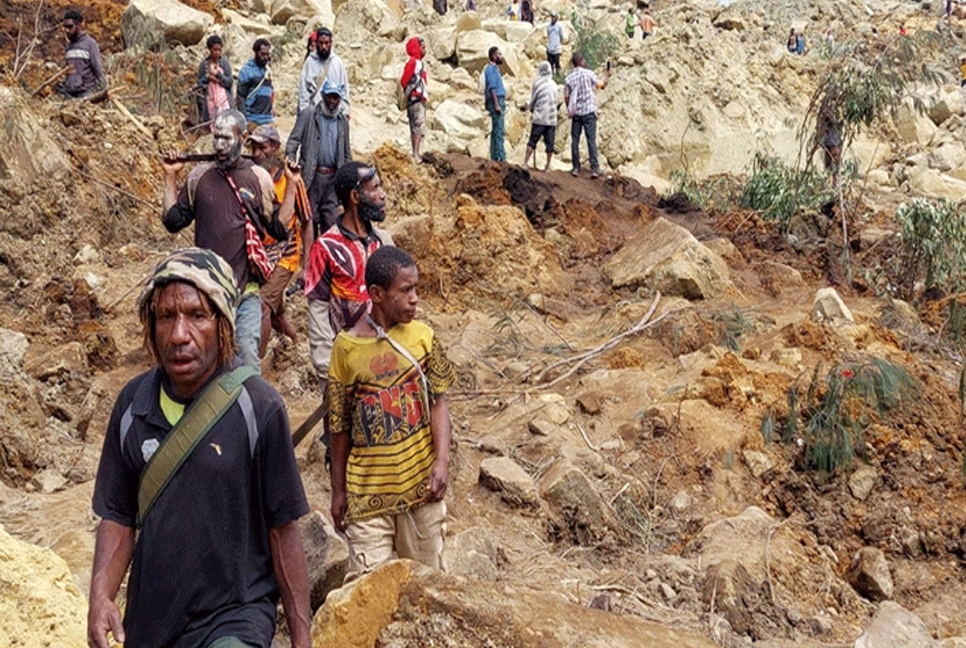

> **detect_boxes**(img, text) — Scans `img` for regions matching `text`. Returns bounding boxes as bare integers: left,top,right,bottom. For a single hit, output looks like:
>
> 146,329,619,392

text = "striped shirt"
529,75,558,126
328,321,457,523
564,67,600,116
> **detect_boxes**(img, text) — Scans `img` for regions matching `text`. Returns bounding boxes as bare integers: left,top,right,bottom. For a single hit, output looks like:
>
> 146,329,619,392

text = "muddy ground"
2,40,966,648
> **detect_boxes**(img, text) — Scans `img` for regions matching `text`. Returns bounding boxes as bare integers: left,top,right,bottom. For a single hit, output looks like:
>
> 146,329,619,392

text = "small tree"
798,33,946,267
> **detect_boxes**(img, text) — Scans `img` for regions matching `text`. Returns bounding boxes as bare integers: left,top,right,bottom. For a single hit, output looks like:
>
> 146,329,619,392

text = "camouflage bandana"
138,248,239,333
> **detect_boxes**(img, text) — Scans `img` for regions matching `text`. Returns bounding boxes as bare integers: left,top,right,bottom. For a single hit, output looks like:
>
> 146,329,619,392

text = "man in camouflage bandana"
88,247,311,648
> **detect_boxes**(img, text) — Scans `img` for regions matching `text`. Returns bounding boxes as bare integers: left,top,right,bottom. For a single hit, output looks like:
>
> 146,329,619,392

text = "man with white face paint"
162,110,289,371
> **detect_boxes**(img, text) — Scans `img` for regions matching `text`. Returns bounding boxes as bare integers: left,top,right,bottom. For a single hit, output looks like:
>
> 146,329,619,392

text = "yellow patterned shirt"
327,320,456,524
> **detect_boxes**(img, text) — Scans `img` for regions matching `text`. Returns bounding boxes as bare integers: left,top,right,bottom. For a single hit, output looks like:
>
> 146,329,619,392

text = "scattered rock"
659,582,677,601
540,460,617,545
848,465,878,501
854,601,940,648
576,393,602,415
270,0,335,27
0,524,87,648
741,450,773,478
604,217,732,300
809,613,833,635
29,468,67,494
448,526,500,581
0,327,29,371
433,99,488,142
476,435,507,455
810,287,854,325
670,490,692,513
846,547,894,601
73,244,100,265
23,342,89,381
120,0,214,48
527,418,556,436
769,347,801,369
479,456,539,508
758,261,803,288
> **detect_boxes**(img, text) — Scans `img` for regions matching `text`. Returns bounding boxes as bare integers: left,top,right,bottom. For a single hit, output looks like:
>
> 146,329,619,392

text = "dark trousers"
547,51,561,76
571,112,598,172
308,170,339,232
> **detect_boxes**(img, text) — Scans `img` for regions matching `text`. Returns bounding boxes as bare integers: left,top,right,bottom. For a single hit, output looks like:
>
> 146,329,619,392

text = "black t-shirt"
92,364,308,648
162,159,282,290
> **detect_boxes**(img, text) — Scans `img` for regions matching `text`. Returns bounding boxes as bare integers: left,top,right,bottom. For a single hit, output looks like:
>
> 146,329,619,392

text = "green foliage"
894,197,966,299
711,306,756,351
571,16,620,72
801,31,946,168
776,358,917,473
738,154,835,233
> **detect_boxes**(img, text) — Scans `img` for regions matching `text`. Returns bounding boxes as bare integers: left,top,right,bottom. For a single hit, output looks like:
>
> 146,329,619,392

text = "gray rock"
448,526,500,581
527,418,556,437
846,547,893,601
298,511,331,610
540,460,616,545
30,468,67,494
476,435,507,456
121,0,213,48
73,244,100,265
809,613,833,635
811,287,854,325
269,0,334,26
854,601,940,648
432,99,488,141
848,465,877,501
659,582,677,601
669,490,691,513
604,217,732,300
479,456,539,508
0,327,29,370
741,450,773,478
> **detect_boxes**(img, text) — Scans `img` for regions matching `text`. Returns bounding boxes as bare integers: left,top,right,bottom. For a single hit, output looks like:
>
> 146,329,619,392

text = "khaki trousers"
344,500,446,583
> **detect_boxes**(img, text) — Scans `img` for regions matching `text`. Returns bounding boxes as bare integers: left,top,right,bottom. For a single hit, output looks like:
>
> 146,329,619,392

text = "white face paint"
212,118,241,169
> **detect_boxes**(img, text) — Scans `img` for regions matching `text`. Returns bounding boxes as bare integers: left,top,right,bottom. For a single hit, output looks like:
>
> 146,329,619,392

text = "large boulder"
121,0,213,48
311,559,720,648
539,460,617,545
456,30,530,77
603,217,731,300
854,601,941,648
0,524,87,648
433,99,488,140
0,87,70,200
269,0,335,26
811,287,853,325
479,456,539,508
906,167,966,202
894,100,938,146
928,142,966,172
481,18,534,42
334,0,399,42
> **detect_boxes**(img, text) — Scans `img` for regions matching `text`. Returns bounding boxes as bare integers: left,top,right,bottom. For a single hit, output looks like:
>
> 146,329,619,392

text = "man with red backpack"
400,36,428,160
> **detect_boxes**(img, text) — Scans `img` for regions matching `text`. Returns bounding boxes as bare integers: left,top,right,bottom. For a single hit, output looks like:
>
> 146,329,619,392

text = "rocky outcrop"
0,524,87,648
121,0,214,48
604,217,731,300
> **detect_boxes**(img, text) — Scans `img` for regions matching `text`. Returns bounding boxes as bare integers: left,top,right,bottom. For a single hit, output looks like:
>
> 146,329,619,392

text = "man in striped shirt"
327,246,456,582
564,51,610,178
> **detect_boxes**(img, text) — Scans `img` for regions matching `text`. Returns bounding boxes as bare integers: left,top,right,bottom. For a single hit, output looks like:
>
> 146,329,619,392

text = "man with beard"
483,46,507,162
237,39,275,127
327,246,456,582
302,163,394,464
247,125,313,359
162,110,288,371
56,8,107,99
87,247,311,648
285,79,352,234
297,27,350,116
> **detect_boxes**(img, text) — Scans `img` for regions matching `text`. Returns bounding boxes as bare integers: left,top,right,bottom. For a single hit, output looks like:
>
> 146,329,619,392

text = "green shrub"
738,154,834,233
571,16,620,72
777,358,916,473
895,197,966,299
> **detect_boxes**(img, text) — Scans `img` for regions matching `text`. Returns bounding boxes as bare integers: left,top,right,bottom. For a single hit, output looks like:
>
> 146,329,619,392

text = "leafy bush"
774,358,916,473
738,154,834,233
894,197,966,299
571,16,620,72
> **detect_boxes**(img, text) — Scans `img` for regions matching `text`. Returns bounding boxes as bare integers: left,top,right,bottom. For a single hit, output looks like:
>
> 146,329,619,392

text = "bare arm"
87,519,135,648
269,521,311,648
278,162,298,227
330,431,351,532
161,155,185,213
424,394,452,502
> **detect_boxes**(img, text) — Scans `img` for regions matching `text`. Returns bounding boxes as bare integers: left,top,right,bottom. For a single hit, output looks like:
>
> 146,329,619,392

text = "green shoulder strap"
136,365,258,528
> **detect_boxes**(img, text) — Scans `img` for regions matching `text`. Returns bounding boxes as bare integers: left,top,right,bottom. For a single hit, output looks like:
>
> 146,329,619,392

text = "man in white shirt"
298,27,350,116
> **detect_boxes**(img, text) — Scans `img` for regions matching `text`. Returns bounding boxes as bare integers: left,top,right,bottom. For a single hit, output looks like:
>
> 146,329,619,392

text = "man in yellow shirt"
248,125,314,358
327,246,456,581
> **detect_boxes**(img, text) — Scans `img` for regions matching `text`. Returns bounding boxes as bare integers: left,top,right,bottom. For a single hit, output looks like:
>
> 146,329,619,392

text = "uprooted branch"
532,292,673,388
